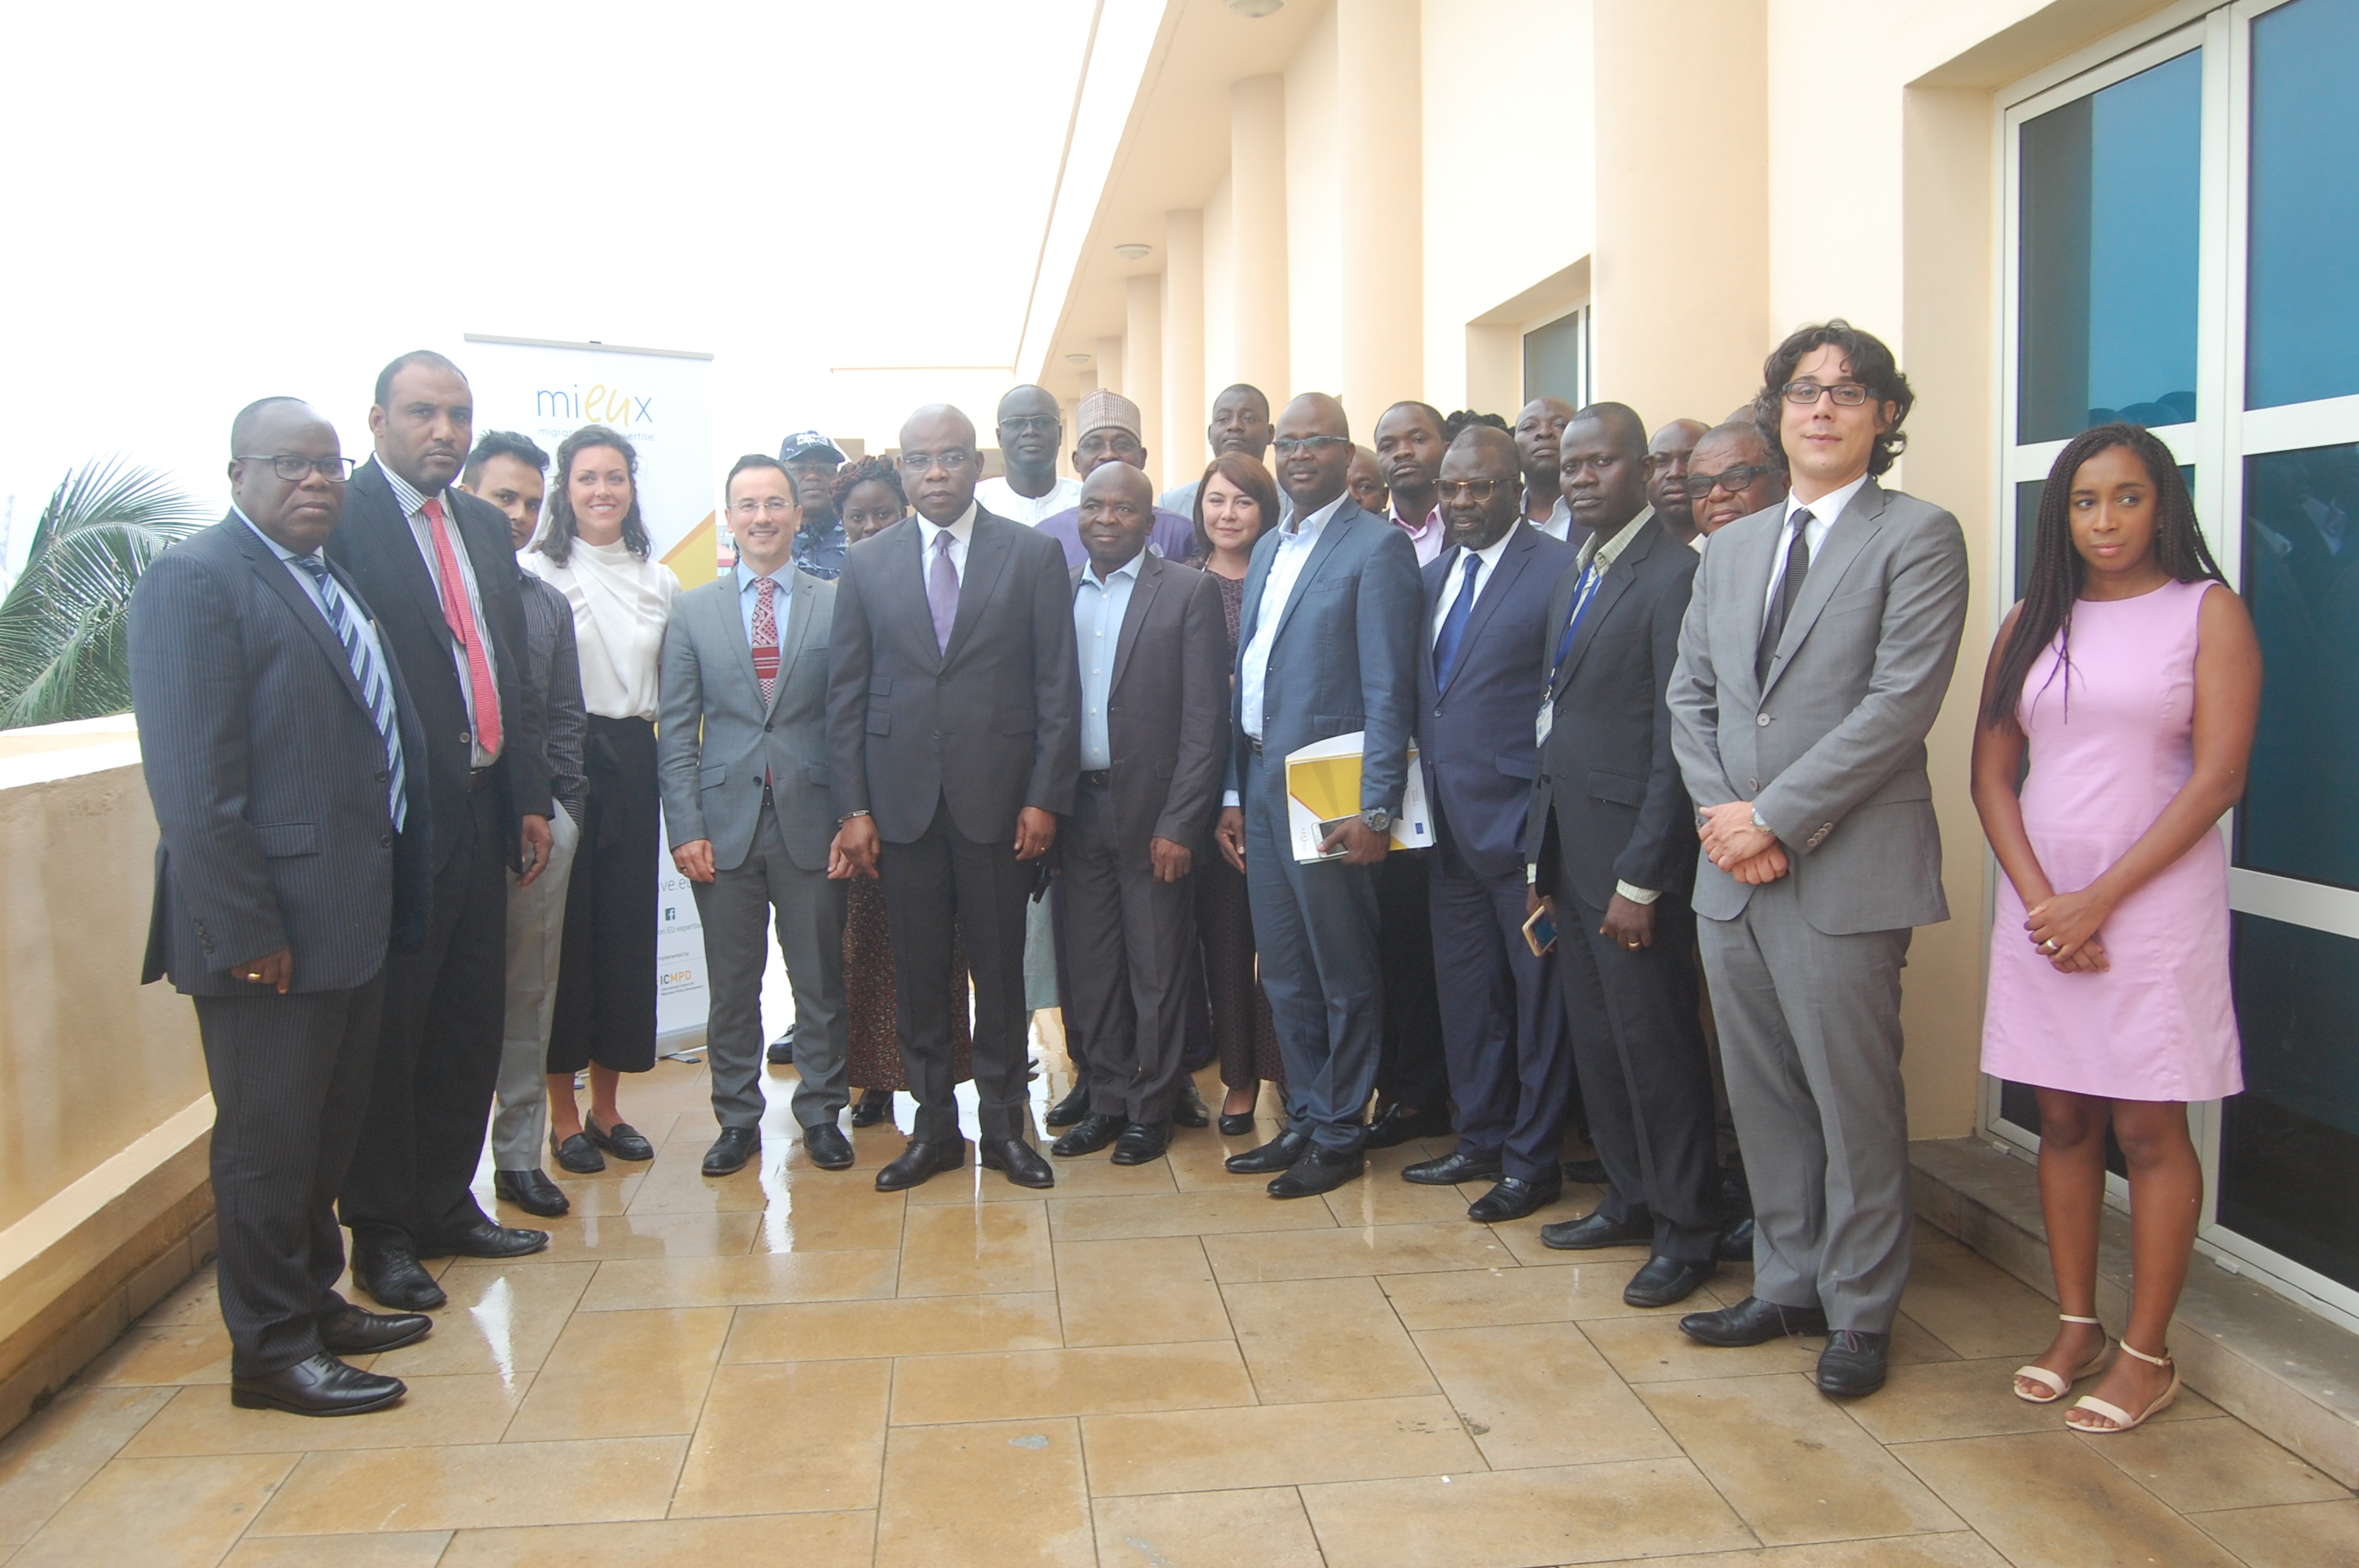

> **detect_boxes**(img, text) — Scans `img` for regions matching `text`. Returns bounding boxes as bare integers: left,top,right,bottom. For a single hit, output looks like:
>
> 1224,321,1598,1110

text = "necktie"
927,529,960,653
1433,552,1481,688
1757,510,1813,682
1551,559,1604,677
292,557,407,830
751,574,780,706
423,497,502,757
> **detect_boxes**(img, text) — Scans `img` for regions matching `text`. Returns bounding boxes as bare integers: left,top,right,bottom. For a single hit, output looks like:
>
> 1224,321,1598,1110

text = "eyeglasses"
729,497,798,517
1688,463,1780,494
1270,435,1351,458
1436,480,1509,504
899,448,975,474
1781,380,1872,407
998,416,1060,436
239,454,354,482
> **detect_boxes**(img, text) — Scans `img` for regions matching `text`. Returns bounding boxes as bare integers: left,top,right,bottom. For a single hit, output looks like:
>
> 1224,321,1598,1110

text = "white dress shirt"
1764,473,1866,616
918,499,979,588
1238,491,1346,742
1428,528,1515,645
524,537,678,722
976,475,1081,528
376,456,500,765
1073,550,1143,771
1525,491,1573,542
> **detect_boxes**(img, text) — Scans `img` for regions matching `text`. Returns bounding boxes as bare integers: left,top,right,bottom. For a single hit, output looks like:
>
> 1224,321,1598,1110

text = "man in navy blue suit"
1213,392,1421,1199
1401,426,1580,1221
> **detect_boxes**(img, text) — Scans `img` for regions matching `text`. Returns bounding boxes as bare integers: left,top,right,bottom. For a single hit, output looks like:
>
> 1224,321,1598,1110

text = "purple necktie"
928,529,960,653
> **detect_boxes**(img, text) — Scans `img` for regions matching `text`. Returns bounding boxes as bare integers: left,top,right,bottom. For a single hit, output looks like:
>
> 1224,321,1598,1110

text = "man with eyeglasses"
1684,421,1790,548
1514,397,1579,539
1214,393,1421,1198
1667,321,1969,1398
779,431,850,580
1161,383,1277,521
976,384,1083,527
827,404,1080,1192
660,455,853,1179
1036,389,1197,569
1645,419,1711,547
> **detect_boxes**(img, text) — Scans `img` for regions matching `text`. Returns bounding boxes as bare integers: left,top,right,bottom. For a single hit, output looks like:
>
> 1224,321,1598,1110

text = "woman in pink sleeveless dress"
1971,424,2261,1434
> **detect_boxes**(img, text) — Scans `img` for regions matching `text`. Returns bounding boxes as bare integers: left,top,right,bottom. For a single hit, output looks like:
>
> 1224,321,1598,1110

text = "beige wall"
1335,0,1425,430
1285,9,1344,407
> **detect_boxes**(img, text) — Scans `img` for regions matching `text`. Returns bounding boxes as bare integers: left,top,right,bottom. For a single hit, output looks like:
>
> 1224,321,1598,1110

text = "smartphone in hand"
1521,902,1558,956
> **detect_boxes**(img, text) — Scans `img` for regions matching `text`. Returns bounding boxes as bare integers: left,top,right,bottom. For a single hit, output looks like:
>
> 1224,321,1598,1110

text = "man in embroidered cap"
1034,390,1197,570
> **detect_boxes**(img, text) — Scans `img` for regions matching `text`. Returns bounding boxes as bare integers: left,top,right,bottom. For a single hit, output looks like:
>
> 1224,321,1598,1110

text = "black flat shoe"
493,1167,570,1218
1111,1121,1169,1166
850,1088,893,1128
767,1024,797,1065
802,1123,855,1170
980,1138,1056,1189
318,1303,433,1356
1363,1103,1428,1150
423,1219,550,1260
551,1131,605,1174
703,1126,760,1177
1218,1112,1256,1137
1052,1112,1125,1157
1539,1209,1652,1250
1467,1174,1563,1223
584,1116,655,1162
231,1352,405,1417
875,1137,965,1192
1044,1082,1092,1129
1172,1083,1211,1129
351,1242,445,1312
1225,1130,1310,1175
1623,1255,1717,1308
1816,1330,1890,1397
1403,1149,1503,1187
1268,1144,1365,1199
1678,1294,1830,1347
1715,1216,1757,1263
1562,1156,1609,1185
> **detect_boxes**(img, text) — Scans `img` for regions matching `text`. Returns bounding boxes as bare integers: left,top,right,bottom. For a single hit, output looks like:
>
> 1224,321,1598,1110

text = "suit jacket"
1667,478,1970,933
1527,513,1699,910
827,506,1081,843
1417,523,1579,884
131,516,432,995
658,567,837,873
324,458,548,873
1069,552,1230,865
517,570,587,824
1226,497,1422,811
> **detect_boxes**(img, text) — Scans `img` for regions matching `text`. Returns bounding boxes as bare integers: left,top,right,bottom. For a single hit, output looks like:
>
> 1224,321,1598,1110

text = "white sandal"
2012,1314,2112,1404
2068,1341,2180,1433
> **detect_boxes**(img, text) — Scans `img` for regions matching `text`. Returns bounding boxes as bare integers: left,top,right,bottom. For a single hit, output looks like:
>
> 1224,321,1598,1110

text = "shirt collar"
1445,527,1517,575
1284,491,1348,540
738,560,794,593
1082,549,1146,588
371,454,441,520
918,499,979,546
1578,506,1657,571
233,504,310,564
1391,503,1441,539
1788,473,1869,532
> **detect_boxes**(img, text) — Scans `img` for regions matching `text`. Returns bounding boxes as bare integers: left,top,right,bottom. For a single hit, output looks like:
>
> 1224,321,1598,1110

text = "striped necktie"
751,574,781,705
291,556,407,829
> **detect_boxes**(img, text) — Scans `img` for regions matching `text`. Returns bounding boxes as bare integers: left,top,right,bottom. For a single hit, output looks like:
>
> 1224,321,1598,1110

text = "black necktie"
1757,510,1812,682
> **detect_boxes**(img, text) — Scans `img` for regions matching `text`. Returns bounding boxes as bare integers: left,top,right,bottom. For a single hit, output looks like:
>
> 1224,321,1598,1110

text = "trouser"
1698,876,1914,1330
693,800,850,1131
198,972,384,1375
342,784,507,1252
1061,777,1198,1125
1558,886,1720,1264
492,800,580,1168
1375,848,1450,1116
878,792,1036,1145
1241,748,1383,1152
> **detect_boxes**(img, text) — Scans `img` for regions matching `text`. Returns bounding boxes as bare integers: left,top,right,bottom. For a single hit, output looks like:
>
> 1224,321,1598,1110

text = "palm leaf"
0,457,209,728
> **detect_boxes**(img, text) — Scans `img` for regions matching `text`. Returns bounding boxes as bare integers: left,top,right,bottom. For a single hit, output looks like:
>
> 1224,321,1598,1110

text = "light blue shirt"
234,506,392,681
1073,550,1143,771
736,560,794,649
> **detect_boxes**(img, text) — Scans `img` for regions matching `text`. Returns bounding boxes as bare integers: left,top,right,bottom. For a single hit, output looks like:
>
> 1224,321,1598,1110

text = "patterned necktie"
928,529,961,653
291,557,407,830
1433,552,1481,688
1757,510,1813,682
1551,558,1604,677
422,497,502,757
751,575,780,706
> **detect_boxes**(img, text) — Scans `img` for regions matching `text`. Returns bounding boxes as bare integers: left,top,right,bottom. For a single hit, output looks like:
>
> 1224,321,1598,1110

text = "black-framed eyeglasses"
1781,380,1872,407
1688,463,1780,494
998,416,1061,436
239,454,354,482
1270,435,1351,458
1436,480,1509,504
899,448,976,474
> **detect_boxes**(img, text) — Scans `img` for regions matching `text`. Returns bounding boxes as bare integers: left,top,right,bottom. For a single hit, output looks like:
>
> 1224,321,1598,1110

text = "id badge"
1536,702,1554,746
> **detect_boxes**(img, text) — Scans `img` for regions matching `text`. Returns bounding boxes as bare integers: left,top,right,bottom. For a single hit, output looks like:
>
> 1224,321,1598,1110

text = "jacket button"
380,833,394,848
932,731,940,741
1756,714,1771,727
764,722,772,731
375,768,389,782
1748,777,1758,791
460,731,471,746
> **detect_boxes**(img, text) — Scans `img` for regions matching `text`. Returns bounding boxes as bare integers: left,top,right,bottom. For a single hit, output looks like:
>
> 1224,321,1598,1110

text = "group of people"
129,317,2256,1442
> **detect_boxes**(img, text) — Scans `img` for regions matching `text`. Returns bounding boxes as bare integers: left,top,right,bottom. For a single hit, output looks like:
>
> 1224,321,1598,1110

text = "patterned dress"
843,877,972,1092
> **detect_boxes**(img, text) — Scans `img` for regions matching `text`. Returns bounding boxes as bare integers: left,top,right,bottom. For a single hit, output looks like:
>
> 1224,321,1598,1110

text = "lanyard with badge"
1536,556,1605,746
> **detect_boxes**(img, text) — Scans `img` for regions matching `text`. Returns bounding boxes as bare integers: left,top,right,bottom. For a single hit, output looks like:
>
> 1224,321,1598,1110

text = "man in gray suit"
129,398,434,1416
1667,321,1969,1397
661,455,852,1178
1213,393,1423,1199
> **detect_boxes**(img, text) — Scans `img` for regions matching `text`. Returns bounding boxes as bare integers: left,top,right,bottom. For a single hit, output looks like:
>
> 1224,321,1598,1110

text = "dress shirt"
1072,550,1143,771
1764,473,1866,617
523,538,677,722
1392,503,1445,567
1428,528,1516,645
1238,491,1346,746
736,559,794,649
976,474,1082,528
917,499,977,589
789,518,846,579
1690,531,1707,554
1528,491,1573,543
1568,506,1666,907
376,456,500,766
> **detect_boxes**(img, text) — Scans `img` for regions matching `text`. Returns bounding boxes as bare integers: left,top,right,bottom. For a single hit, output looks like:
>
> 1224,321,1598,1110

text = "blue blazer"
1226,497,1421,812
1417,523,1580,881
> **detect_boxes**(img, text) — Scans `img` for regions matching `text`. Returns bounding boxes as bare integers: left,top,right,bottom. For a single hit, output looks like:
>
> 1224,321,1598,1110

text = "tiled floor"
2,1053,2352,1567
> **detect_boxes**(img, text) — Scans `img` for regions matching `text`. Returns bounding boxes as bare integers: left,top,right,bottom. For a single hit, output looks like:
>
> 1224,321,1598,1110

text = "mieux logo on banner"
534,385,656,426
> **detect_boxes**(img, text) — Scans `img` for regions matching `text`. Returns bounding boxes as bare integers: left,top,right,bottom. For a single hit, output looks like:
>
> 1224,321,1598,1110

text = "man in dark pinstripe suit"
129,398,435,1417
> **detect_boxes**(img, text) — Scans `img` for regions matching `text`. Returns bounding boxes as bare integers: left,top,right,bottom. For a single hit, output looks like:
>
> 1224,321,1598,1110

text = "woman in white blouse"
524,426,679,1170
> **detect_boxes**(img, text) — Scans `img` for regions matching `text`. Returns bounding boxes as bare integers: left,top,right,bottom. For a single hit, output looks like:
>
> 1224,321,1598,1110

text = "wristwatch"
1361,808,1392,833
1751,808,1772,833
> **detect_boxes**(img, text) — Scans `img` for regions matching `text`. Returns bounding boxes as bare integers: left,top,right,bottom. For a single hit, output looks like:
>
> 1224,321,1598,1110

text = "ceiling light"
1066,353,1093,365
1114,242,1152,260
1225,0,1286,15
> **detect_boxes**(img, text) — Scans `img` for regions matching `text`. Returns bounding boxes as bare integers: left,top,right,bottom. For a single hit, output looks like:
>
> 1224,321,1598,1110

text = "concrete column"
1335,0,1423,431
1125,273,1165,492
1094,336,1125,399
1162,209,1207,488
1229,74,1290,405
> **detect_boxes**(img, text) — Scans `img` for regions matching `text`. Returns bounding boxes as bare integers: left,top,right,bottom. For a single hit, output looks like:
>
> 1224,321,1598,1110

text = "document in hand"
1285,731,1432,862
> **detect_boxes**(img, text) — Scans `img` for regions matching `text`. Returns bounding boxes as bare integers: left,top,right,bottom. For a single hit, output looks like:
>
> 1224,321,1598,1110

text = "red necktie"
751,575,780,706
423,497,502,757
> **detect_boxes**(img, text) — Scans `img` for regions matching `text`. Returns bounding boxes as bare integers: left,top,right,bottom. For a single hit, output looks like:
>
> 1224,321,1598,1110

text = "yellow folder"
1285,731,1433,862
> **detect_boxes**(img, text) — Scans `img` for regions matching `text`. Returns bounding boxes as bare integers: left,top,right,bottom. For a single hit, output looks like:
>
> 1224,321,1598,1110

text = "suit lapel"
1728,504,1783,704
355,459,461,662
1110,554,1158,695
943,517,1012,666
1238,528,1278,652
1271,499,1358,645
1760,482,1885,700
771,568,819,714
714,570,761,710
881,517,943,673
232,521,372,716
1441,526,1533,695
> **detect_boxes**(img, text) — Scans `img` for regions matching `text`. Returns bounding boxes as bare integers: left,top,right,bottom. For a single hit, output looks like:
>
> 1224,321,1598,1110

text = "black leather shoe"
875,1137,965,1192
584,1116,655,1162
1111,1121,1169,1166
1363,1103,1429,1150
318,1303,433,1356
551,1131,605,1174
1225,1130,1310,1175
1678,1294,1830,1346
351,1242,445,1312
1052,1113,1125,1157
493,1167,570,1218
1172,1083,1211,1128
1623,1255,1717,1308
1268,1144,1365,1199
1539,1209,1652,1250
423,1219,550,1260
1467,1174,1563,1223
1403,1149,1504,1187
1816,1329,1890,1397
1044,1081,1092,1128
980,1138,1056,1189
1563,1156,1609,1185
231,1352,405,1417
850,1087,893,1128
1218,1111,1256,1137
703,1126,760,1177
802,1123,855,1170
767,1023,797,1065
1715,1215,1757,1263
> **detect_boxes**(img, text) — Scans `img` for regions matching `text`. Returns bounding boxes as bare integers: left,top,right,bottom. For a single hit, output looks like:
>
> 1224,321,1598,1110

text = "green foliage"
0,458,209,728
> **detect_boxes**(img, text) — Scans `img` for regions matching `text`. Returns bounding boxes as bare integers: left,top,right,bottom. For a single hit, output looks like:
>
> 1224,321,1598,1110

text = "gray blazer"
1069,552,1230,863
659,567,837,874
1667,478,1969,935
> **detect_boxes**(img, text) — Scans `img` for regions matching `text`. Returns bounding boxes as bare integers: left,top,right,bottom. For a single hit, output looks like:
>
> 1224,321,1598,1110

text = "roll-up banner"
463,334,718,1050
